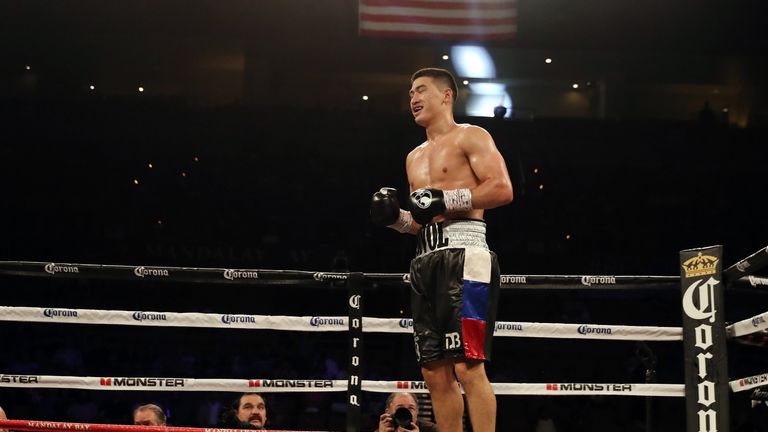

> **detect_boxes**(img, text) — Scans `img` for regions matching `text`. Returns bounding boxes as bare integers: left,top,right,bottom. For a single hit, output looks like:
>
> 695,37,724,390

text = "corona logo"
682,252,719,278
577,325,612,335
580,276,616,286
313,272,348,281
223,269,259,280
310,317,344,327
44,263,79,274
132,312,167,322
501,275,527,284
682,277,719,323
134,267,169,278
221,315,256,325
43,309,78,318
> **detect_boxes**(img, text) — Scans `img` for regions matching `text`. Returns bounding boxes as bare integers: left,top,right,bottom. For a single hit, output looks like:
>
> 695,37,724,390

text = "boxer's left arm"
460,125,513,209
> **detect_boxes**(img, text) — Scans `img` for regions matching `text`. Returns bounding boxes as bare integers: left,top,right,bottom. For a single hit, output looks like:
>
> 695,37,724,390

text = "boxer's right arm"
370,187,418,234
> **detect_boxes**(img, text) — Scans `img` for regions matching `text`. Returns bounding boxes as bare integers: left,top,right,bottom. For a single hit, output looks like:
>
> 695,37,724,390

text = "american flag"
358,0,518,41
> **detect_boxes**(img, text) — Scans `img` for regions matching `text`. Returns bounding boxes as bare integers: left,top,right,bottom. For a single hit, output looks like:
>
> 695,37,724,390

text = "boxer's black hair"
411,68,459,104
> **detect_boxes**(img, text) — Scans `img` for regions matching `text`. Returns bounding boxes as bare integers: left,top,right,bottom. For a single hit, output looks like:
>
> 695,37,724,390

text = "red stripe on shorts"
462,317,487,360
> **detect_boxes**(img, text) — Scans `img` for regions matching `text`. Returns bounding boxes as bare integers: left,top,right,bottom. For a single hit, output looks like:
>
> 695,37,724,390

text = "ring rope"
2,250,763,431
0,306,684,341
0,374,686,397
733,329,768,347
730,275,768,290
0,419,326,432
729,372,768,393
726,311,768,337
0,261,680,289
724,245,768,280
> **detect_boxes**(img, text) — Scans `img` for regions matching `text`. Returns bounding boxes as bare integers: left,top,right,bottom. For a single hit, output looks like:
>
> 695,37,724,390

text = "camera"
392,407,414,430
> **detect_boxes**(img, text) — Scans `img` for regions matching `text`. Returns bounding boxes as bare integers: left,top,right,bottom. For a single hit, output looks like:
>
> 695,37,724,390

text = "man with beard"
219,393,267,430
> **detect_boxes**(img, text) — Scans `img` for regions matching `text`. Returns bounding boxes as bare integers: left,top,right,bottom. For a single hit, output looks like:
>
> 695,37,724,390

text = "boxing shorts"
409,219,500,365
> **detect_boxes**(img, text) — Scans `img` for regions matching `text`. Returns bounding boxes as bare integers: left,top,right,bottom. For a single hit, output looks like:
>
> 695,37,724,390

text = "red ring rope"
0,419,328,432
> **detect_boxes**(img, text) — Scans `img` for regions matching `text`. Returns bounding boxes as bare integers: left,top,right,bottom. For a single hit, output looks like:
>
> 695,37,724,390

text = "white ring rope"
736,275,768,289
0,374,685,397
2,253,764,432
729,372,768,393
0,306,683,341
726,311,768,337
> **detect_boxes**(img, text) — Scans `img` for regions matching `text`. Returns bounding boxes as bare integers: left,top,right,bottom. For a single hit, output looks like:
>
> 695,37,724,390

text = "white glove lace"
444,188,473,212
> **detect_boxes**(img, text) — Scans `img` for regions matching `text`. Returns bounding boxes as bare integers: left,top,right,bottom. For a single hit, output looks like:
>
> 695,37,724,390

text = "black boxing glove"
370,187,414,233
408,188,473,225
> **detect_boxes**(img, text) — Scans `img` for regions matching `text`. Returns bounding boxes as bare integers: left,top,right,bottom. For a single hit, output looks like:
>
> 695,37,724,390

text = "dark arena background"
1,1,767,432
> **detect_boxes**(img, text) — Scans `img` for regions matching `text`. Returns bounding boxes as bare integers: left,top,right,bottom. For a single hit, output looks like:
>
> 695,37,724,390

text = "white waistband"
415,220,488,258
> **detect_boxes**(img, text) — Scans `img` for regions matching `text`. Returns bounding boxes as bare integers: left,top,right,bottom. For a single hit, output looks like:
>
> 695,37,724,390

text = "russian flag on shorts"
461,248,492,360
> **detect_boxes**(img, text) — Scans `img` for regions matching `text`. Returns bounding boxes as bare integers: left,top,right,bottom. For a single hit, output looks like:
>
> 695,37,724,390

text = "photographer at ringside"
376,392,438,432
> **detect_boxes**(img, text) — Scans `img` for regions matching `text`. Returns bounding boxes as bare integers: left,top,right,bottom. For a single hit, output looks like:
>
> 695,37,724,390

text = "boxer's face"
410,76,450,126
236,394,267,428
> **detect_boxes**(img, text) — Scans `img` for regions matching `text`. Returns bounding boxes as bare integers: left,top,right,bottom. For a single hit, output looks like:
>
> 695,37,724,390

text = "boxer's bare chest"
408,133,475,190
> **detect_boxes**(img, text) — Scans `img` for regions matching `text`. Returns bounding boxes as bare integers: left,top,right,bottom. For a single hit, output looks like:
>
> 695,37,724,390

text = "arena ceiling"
1,0,766,117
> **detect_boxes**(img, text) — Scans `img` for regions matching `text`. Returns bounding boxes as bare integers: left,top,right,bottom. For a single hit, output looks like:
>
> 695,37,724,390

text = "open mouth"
412,106,423,115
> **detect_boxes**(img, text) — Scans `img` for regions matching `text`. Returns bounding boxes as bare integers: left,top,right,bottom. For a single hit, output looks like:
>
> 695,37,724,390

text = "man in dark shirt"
376,392,438,432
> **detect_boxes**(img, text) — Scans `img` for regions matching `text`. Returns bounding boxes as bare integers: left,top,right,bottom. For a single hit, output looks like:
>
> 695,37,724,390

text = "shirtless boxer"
370,68,513,432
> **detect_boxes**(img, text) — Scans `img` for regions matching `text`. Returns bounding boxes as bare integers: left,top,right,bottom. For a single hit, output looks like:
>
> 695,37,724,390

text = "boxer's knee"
453,359,488,387
421,359,456,391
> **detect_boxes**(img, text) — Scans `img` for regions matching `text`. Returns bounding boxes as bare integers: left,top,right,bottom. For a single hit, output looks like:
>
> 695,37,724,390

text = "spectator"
133,404,167,426
0,405,8,432
375,392,438,432
698,100,716,126
218,393,267,430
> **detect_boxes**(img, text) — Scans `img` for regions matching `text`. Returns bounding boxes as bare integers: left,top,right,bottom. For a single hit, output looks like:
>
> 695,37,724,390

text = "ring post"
346,273,364,432
680,245,730,432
